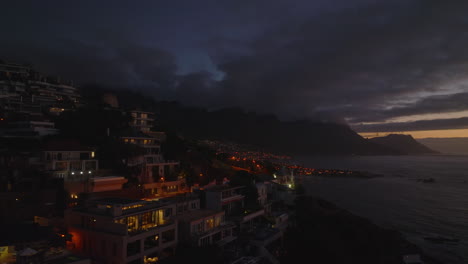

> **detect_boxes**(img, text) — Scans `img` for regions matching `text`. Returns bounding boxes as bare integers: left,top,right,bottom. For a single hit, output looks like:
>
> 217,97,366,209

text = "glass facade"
114,209,165,233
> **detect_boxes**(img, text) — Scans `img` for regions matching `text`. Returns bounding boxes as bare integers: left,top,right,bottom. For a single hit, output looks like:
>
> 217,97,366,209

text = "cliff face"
370,134,438,155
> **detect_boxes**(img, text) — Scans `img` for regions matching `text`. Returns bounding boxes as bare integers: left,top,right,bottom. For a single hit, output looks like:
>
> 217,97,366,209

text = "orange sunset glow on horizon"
359,129,468,139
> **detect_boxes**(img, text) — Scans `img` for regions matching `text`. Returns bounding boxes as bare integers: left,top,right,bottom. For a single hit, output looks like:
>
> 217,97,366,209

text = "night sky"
3,0,468,137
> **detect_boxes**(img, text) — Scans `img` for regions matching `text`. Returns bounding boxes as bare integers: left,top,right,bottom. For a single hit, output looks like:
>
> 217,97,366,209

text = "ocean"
297,155,468,264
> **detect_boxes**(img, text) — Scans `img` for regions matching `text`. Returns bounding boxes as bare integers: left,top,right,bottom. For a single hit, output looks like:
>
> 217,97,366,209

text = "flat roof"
92,176,126,182
92,197,142,205
159,193,199,202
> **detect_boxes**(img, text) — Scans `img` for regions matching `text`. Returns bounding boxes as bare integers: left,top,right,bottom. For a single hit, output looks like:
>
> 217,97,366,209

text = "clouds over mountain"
2,0,468,132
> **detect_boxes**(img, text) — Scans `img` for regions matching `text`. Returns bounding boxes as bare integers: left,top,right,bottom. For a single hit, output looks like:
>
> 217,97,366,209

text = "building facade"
66,198,178,264
121,132,179,184
128,110,154,133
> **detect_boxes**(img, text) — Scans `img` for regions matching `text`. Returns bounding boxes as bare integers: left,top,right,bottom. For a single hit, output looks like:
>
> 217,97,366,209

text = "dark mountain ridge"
370,134,438,155
155,103,399,155
81,87,400,156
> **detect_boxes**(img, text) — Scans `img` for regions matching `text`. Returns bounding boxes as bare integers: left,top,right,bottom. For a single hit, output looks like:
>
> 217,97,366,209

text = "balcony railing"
128,218,176,236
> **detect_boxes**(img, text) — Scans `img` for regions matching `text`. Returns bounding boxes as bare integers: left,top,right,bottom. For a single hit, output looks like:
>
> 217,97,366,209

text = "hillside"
81,87,400,156
155,103,399,155
370,134,438,155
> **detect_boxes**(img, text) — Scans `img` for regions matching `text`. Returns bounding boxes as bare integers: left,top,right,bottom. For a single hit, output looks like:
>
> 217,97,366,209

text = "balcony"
191,222,236,240
128,219,176,237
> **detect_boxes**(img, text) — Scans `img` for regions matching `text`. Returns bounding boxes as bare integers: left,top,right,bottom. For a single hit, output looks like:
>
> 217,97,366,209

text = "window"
55,161,68,171
144,235,159,250
127,216,138,232
215,215,222,227
127,240,140,257
164,208,172,218
141,211,157,230
192,222,203,234
85,160,97,170
161,229,175,243
191,202,197,209
80,152,90,160
206,218,214,230
70,161,82,170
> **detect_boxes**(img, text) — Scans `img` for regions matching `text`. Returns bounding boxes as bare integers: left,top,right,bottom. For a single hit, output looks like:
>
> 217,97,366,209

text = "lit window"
91,151,95,158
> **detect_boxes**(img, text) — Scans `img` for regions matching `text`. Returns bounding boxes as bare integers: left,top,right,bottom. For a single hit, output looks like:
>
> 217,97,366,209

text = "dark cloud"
211,1,468,122
354,117,468,133
1,34,177,91
2,0,468,132
350,92,468,123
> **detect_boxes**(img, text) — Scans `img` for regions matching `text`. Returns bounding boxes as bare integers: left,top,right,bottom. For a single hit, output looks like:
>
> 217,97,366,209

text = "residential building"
143,179,188,199
0,120,59,138
121,130,179,184
177,209,236,247
256,183,268,208
42,140,98,180
204,185,245,216
203,185,269,239
0,60,80,114
90,176,128,193
129,110,154,133
65,198,178,264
